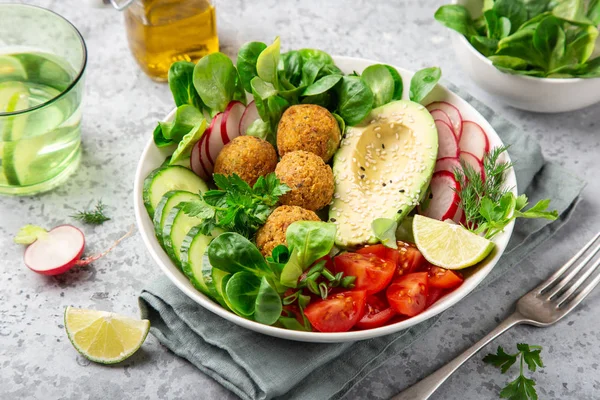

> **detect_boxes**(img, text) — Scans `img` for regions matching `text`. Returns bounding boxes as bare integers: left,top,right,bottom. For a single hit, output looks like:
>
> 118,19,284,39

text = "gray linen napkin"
139,88,586,400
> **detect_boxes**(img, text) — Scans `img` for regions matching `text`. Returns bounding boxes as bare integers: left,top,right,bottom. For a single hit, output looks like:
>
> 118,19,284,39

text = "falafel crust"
275,150,334,211
255,205,320,256
277,104,341,162
213,136,278,186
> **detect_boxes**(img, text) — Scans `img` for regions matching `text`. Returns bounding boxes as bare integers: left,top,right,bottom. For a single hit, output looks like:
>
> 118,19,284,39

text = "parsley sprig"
182,173,290,238
72,201,110,225
454,146,558,239
484,344,544,400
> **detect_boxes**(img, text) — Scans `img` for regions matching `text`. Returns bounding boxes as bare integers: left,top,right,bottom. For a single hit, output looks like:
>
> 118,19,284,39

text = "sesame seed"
360,166,365,171
330,218,337,222
399,189,405,193
382,183,386,187
360,174,365,179
381,144,385,149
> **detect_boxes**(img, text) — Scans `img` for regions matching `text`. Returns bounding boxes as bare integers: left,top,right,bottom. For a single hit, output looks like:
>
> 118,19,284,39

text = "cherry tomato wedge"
395,241,427,277
304,290,367,332
426,287,445,308
386,272,429,317
355,292,396,330
333,252,395,295
428,266,463,289
356,244,400,264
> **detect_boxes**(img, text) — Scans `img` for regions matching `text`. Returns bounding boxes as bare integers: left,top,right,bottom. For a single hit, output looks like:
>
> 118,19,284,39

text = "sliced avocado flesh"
329,100,438,248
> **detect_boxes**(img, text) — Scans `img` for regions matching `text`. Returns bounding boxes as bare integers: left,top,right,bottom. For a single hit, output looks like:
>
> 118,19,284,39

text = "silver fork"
392,231,600,400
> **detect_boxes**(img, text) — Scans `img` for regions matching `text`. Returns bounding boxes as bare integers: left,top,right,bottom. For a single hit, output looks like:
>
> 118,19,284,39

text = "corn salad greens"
435,0,600,78
454,146,558,239
484,343,544,400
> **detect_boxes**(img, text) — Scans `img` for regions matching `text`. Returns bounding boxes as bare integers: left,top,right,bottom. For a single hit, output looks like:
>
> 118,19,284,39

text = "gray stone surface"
1,0,599,399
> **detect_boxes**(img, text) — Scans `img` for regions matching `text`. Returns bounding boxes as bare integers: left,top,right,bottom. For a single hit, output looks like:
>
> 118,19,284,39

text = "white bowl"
452,0,600,113
133,56,517,343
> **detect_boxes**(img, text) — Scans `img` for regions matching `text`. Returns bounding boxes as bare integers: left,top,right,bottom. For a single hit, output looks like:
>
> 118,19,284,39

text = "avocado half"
329,100,438,248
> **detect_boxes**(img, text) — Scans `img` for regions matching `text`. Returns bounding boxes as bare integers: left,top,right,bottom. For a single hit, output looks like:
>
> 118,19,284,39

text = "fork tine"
557,270,600,316
556,256,600,306
544,241,600,299
537,232,600,295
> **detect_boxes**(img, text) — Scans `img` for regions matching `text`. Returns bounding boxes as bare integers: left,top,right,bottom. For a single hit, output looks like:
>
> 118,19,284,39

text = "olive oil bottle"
124,0,218,81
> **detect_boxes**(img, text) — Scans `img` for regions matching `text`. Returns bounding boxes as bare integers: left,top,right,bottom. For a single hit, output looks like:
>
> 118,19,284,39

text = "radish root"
75,225,136,267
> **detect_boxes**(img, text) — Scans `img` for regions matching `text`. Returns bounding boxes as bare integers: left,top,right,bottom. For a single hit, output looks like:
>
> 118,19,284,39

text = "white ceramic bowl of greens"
134,55,517,343
448,0,600,112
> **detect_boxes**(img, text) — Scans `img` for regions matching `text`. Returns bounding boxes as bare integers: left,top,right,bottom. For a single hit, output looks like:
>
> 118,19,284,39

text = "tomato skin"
356,244,400,264
333,252,396,295
395,241,427,278
428,266,463,289
386,272,429,317
426,287,445,308
355,292,396,330
304,291,367,332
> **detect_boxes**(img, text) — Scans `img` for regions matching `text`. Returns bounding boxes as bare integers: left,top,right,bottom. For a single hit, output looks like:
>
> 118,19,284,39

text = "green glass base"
0,147,81,196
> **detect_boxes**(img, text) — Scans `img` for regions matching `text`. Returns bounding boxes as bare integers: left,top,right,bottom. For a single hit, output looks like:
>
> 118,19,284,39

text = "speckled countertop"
1,1,599,399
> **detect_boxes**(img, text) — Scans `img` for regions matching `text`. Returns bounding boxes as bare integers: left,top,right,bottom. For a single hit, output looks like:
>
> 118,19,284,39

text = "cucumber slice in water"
162,203,204,267
0,55,27,83
1,82,30,185
142,165,208,216
153,190,200,248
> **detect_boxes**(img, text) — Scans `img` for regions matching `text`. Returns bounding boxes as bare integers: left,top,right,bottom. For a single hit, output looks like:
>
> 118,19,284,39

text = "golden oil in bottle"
124,0,218,81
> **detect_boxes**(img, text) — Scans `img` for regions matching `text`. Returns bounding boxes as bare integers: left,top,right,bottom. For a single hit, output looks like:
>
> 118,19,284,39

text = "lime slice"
0,55,27,82
64,306,150,364
412,214,495,270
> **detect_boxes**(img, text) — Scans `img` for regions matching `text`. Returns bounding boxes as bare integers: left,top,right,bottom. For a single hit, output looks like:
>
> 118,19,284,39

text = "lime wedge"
412,214,495,270
64,306,150,364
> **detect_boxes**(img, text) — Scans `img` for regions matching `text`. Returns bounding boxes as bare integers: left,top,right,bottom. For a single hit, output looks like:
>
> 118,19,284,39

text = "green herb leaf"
14,224,48,244
168,61,206,112
336,75,374,126
483,346,518,373
286,221,337,269
361,64,395,108
499,375,538,400
301,74,342,97
383,64,404,100
254,277,282,325
225,271,261,316
409,66,441,103
193,52,239,113
494,0,528,34
372,218,398,249
72,201,111,225
434,5,478,36
280,250,303,288
256,37,281,87
207,232,270,276
236,41,268,92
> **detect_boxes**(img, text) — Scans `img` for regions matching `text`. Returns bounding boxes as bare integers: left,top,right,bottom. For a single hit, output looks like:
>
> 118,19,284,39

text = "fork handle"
391,312,524,400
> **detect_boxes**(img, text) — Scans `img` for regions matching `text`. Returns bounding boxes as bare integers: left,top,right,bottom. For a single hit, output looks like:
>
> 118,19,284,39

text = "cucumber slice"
153,190,200,248
162,202,204,267
211,268,234,311
142,165,208,216
180,226,222,297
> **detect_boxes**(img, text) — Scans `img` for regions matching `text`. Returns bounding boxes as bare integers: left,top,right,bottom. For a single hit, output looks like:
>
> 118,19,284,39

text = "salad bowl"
451,0,600,113
133,56,517,343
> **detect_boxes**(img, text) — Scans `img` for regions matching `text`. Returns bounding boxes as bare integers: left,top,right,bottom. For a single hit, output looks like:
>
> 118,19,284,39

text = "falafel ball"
213,136,278,186
277,104,341,162
275,150,334,211
255,205,321,256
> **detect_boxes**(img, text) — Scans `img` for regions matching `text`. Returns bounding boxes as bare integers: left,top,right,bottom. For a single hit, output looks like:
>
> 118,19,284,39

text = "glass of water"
0,4,87,195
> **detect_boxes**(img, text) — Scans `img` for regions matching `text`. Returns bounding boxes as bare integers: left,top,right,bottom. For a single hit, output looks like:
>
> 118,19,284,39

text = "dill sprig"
454,146,512,228
72,201,111,225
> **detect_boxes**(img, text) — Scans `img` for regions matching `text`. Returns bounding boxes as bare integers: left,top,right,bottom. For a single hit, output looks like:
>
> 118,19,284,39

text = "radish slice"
458,121,489,160
435,120,459,159
420,171,461,221
191,139,209,179
205,113,223,165
435,157,462,174
452,206,465,225
221,101,245,143
427,101,463,140
460,151,486,181
429,109,455,136
24,225,85,275
239,101,260,135
200,130,214,178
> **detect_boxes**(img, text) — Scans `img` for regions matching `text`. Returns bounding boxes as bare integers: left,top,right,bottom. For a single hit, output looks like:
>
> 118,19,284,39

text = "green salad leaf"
372,218,398,249
435,1,600,78
409,67,442,103
237,41,268,92
361,64,395,107
193,52,242,113
168,61,206,112
256,36,281,87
